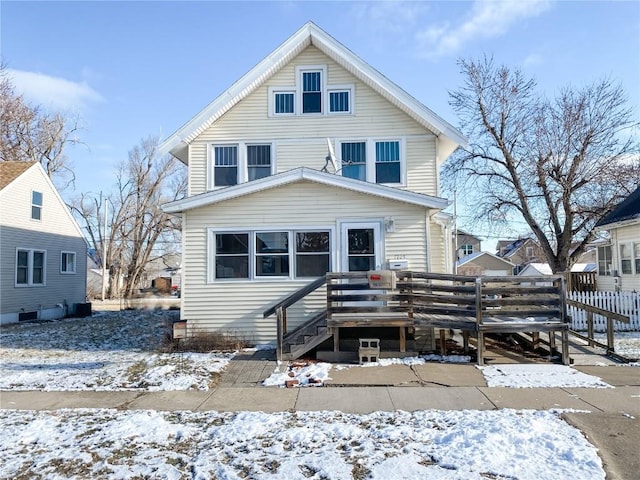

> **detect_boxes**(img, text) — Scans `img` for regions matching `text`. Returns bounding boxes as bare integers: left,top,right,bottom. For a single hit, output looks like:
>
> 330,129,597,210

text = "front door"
340,222,382,272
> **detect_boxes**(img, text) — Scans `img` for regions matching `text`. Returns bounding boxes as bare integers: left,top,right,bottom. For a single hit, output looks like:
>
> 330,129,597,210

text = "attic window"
302,71,322,113
274,92,294,114
31,191,43,220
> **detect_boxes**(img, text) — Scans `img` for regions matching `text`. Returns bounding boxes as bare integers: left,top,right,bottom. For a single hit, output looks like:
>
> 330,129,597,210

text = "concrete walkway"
1,354,639,479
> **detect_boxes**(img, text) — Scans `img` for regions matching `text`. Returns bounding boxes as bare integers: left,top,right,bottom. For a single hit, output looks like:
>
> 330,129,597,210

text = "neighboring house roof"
596,186,640,228
496,238,527,258
519,262,596,276
163,167,449,214
160,21,468,164
0,161,36,190
456,251,515,268
456,230,481,241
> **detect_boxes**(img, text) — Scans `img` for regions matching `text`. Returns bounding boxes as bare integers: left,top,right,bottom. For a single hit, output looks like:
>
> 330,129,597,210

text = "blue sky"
3,0,639,246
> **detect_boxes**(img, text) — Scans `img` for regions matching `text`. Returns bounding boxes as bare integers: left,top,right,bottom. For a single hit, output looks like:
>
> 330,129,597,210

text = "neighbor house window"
375,141,401,183
620,244,632,275
256,232,289,277
597,245,612,276
341,142,366,181
215,233,249,279
247,145,272,181
329,89,350,113
61,251,76,274
31,191,43,220
213,145,238,187
295,231,330,277
460,244,474,256
274,91,294,114
211,229,331,281
635,243,640,274
302,71,322,113
16,249,46,286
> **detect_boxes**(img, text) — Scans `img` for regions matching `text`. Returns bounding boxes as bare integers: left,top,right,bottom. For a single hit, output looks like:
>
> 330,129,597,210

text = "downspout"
432,213,453,274
425,210,431,272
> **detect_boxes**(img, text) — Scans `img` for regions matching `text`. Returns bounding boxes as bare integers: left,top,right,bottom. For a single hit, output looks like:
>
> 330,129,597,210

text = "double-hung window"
31,191,43,220
375,141,401,183
339,139,403,184
460,244,474,256
597,245,612,276
302,71,322,113
620,244,632,274
211,229,331,281
61,251,76,274
213,145,238,187
247,145,272,181
16,248,46,286
635,243,640,275
341,142,367,181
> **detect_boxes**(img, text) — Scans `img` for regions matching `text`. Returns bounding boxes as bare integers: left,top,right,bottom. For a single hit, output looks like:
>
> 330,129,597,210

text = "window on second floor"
460,244,474,256
31,191,43,220
620,244,632,274
302,71,322,114
211,143,273,188
339,139,404,185
635,243,640,274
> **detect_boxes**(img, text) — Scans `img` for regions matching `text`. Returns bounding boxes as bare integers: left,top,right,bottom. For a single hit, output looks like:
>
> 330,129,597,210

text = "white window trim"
207,226,334,283
337,137,406,186
268,87,296,116
15,248,47,287
619,242,635,275
208,142,276,190
60,251,77,274
327,84,355,115
597,244,613,276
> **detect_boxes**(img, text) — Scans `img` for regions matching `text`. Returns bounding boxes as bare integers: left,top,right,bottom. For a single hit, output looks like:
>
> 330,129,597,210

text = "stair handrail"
263,275,327,318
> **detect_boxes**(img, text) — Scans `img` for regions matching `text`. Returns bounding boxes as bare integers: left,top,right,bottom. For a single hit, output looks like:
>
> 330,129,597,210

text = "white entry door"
340,222,382,272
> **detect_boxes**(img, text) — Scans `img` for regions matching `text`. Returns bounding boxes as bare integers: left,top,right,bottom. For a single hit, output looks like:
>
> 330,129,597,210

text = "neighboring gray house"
496,237,545,273
456,251,515,276
456,230,482,260
0,162,88,324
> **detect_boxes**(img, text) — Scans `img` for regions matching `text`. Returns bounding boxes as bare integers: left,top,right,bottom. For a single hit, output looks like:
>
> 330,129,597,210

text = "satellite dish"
324,138,339,173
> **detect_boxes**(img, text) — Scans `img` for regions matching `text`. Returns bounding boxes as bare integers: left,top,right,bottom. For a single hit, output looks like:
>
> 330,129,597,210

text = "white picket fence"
568,291,640,332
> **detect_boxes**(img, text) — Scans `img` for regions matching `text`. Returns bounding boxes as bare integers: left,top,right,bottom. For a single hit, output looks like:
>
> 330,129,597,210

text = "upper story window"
302,71,322,113
460,244,474,256
635,243,640,274
269,65,353,117
31,191,43,220
16,248,46,286
338,138,404,185
210,143,274,189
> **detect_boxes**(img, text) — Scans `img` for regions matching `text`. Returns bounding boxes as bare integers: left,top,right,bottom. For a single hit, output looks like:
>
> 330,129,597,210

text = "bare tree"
72,136,186,298
0,63,82,190
446,57,639,273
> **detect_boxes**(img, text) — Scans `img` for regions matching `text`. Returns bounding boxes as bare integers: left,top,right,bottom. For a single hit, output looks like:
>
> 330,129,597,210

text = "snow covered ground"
0,310,231,391
0,408,605,480
2,310,638,479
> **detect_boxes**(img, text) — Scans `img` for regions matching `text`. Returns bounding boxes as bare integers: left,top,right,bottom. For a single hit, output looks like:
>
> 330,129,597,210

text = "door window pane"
341,142,366,181
347,228,375,272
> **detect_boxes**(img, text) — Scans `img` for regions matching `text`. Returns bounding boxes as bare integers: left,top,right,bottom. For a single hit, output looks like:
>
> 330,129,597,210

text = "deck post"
276,307,283,362
587,312,594,347
333,327,340,352
607,317,614,351
462,331,469,353
561,329,569,365
439,329,446,356
475,277,483,365
477,332,484,365
548,331,556,354
532,332,540,351
399,327,406,352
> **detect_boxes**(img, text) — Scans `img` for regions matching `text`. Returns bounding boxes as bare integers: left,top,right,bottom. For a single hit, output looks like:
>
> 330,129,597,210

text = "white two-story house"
161,22,467,347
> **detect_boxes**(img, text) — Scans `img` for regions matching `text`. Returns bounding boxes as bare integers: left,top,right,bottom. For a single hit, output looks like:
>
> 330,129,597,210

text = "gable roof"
160,22,467,164
496,238,538,258
457,251,515,268
596,186,640,228
163,167,449,214
0,161,36,189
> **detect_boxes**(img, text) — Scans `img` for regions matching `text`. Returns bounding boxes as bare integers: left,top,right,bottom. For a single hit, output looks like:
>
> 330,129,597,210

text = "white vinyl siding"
189,46,435,196
181,181,429,342
596,223,640,292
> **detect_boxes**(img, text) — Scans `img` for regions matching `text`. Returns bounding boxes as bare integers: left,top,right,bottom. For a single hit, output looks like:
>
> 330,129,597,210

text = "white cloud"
352,1,427,34
417,0,552,59
523,53,544,68
7,69,104,112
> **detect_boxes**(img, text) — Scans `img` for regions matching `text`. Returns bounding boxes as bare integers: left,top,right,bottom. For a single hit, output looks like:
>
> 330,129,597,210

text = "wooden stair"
281,309,330,360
